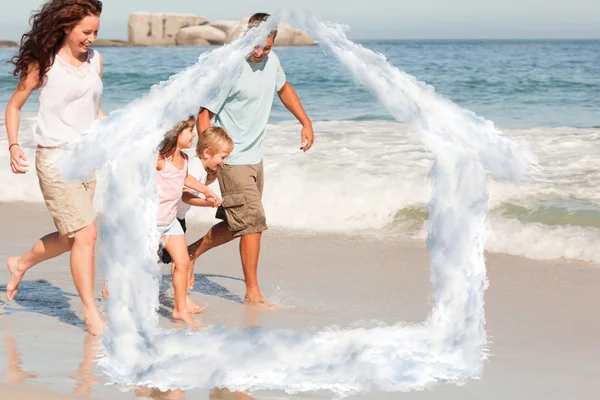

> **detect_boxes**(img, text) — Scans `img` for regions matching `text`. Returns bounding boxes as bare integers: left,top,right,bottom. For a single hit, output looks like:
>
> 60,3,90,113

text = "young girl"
5,0,105,335
159,128,232,266
156,116,220,327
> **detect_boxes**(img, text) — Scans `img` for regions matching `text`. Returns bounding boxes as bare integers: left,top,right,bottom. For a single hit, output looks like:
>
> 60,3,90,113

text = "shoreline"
1,200,599,268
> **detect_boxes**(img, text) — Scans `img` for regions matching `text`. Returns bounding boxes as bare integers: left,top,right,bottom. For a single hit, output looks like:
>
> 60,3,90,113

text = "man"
190,13,314,305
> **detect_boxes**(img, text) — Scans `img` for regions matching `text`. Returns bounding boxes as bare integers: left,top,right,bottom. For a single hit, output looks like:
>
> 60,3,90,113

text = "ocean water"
1,40,599,263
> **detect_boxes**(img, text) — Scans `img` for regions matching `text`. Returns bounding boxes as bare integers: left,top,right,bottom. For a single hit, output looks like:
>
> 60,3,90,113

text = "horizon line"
1,37,600,46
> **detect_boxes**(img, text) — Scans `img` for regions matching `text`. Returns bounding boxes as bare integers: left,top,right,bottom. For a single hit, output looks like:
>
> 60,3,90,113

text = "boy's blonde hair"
196,126,234,157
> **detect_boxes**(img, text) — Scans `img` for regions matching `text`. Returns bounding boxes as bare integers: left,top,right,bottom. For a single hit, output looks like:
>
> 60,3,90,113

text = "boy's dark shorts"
215,161,267,238
158,218,187,264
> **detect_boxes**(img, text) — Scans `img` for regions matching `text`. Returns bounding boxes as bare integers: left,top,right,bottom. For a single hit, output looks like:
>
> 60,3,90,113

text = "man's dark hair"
247,12,277,38
248,13,270,27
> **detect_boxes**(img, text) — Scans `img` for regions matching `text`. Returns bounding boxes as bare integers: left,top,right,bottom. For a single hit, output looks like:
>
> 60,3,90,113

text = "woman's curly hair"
10,0,103,88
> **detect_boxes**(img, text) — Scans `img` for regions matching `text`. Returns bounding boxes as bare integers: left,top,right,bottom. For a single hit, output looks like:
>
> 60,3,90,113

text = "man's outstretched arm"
278,82,314,152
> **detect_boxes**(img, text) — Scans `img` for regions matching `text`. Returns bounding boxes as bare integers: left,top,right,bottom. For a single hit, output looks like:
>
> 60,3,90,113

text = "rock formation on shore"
0,40,18,48
93,39,132,47
226,17,315,46
208,20,240,39
128,12,209,46
127,12,315,47
175,25,227,46
3,13,315,49
0,12,315,48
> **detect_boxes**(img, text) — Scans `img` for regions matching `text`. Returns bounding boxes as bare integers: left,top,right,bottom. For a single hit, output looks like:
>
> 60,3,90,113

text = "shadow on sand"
0,279,84,330
159,273,245,306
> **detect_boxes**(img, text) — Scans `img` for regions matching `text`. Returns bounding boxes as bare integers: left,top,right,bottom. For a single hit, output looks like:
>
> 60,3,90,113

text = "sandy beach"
1,202,599,399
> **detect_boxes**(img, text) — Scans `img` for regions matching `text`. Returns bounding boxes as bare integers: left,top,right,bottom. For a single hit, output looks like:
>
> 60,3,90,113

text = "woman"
5,0,105,335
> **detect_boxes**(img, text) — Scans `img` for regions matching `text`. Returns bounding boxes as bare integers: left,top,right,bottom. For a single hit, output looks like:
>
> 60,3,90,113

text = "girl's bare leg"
170,262,203,314
163,235,200,326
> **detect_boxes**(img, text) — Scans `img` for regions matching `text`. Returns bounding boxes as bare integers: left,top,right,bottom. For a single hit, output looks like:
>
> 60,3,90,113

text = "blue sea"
2,40,599,127
1,40,600,263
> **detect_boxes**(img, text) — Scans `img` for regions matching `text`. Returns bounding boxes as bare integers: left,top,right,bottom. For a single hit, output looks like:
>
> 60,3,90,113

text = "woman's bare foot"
6,257,25,301
84,311,105,336
186,297,205,314
172,309,200,327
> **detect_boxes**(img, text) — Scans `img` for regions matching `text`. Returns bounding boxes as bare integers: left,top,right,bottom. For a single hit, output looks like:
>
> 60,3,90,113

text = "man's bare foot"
101,281,109,300
6,257,25,301
84,312,104,336
186,297,205,314
244,293,275,308
172,309,200,327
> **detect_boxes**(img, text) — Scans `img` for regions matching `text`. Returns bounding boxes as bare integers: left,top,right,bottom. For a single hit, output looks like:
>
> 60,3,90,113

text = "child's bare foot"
101,281,109,300
6,257,25,301
172,309,200,327
186,297,205,314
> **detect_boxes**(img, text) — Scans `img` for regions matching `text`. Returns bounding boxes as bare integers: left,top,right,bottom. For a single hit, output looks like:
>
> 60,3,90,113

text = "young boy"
159,127,233,289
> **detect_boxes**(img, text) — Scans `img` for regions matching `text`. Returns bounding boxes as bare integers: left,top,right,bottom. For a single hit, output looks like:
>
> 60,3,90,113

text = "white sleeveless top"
34,49,103,147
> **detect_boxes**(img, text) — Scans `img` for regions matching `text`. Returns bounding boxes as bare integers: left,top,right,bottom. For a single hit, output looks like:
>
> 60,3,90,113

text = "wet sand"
1,202,599,399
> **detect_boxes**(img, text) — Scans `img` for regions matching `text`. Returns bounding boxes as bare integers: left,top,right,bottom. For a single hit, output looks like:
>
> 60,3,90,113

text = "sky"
0,0,599,41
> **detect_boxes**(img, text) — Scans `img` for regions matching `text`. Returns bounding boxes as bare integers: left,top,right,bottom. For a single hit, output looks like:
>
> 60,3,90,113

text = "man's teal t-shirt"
204,52,287,165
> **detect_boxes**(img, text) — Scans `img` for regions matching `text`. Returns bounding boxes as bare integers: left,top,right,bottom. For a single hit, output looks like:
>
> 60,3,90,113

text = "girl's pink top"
156,153,187,225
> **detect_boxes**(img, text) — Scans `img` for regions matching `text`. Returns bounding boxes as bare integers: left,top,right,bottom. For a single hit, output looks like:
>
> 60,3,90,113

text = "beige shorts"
36,147,97,238
216,161,267,238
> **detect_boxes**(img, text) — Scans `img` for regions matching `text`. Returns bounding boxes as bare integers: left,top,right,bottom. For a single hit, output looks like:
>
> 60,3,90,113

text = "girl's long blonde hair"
158,115,195,157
